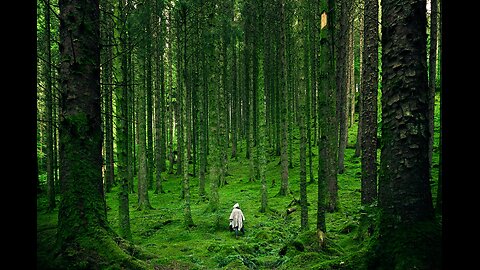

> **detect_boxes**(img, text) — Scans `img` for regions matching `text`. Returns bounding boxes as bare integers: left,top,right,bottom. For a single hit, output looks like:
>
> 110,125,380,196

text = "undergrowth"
37,93,441,269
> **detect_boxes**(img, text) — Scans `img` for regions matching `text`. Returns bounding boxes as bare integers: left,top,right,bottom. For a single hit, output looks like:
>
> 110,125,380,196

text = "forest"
36,0,443,269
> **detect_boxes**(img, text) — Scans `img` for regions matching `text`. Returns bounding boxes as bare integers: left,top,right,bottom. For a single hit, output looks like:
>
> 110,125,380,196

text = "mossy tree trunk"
154,0,166,194
435,0,442,215
231,26,238,160
43,0,56,212
115,0,132,240
56,1,143,267
309,0,317,149
325,0,339,213
360,0,379,205
101,0,115,194
306,0,315,184
263,1,273,155
337,0,351,176
219,0,231,187
354,0,363,158
299,0,308,230
56,3,148,264
258,72,268,213
428,0,438,186
372,0,440,268
175,11,183,178
197,8,207,199
145,0,154,191
252,1,261,179
127,37,136,194
175,2,195,228
136,64,150,210
348,12,356,129
257,0,268,214
136,11,153,210
317,0,336,235
278,0,289,197
243,0,252,165
167,9,175,176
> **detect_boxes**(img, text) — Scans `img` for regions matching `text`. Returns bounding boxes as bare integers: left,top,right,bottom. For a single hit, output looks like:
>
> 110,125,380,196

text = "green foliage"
38,104,441,269
38,93,442,269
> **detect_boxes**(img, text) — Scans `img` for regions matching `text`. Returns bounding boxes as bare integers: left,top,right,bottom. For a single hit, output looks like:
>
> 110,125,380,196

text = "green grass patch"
37,97,441,269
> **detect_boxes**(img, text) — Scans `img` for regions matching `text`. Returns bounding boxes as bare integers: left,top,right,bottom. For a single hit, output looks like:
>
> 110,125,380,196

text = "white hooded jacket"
229,203,245,230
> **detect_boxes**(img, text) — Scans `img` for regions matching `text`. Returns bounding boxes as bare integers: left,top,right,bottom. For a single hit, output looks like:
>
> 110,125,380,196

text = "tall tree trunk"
278,0,289,196
310,0,318,148
175,40,183,177
354,0,364,158
435,0,442,215
347,10,356,129
317,0,336,236
137,38,153,210
219,1,231,187
252,4,261,179
154,0,166,194
207,1,220,221
337,0,351,175
244,1,252,162
258,39,268,214
374,0,440,267
181,21,195,226
44,0,56,211
231,32,238,159
299,2,308,230
168,10,175,175
360,0,379,205
306,0,315,184
116,0,132,240
323,0,339,213
145,1,154,191
101,0,115,193
285,1,294,170
198,11,207,199
53,100,60,193
57,1,137,266
127,41,136,194
428,0,438,185
263,3,273,153
319,0,338,226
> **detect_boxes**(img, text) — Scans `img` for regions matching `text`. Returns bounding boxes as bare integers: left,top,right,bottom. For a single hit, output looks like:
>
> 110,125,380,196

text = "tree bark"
360,0,379,205
337,0,351,175
435,0,442,215
43,0,56,211
115,0,132,240
374,0,439,267
154,0,166,194
57,0,116,259
354,0,364,158
299,2,308,230
136,57,153,210
278,0,289,196
317,0,335,233
428,0,438,184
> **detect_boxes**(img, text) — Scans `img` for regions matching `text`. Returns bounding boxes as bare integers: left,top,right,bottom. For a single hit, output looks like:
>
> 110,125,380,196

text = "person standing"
229,203,245,238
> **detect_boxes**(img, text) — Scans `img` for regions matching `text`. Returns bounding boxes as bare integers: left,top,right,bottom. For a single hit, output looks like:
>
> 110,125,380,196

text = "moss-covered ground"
37,94,441,269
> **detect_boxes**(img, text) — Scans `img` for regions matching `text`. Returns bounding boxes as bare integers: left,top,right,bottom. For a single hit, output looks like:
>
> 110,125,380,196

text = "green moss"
54,231,153,270
360,219,441,270
38,95,442,269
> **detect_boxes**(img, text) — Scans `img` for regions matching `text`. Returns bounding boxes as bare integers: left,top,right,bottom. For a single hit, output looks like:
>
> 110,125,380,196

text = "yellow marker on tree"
321,11,327,29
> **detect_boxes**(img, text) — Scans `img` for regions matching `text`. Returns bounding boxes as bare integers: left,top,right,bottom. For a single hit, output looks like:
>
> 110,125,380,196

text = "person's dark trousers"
234,226,245,237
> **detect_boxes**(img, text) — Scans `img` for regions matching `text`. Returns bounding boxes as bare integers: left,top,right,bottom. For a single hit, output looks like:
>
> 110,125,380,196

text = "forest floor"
36,98,440,269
